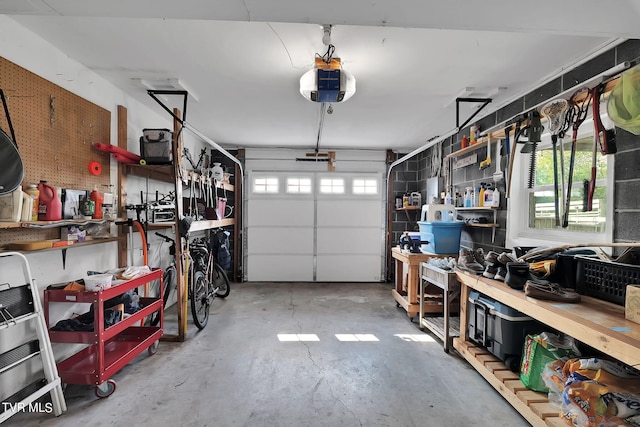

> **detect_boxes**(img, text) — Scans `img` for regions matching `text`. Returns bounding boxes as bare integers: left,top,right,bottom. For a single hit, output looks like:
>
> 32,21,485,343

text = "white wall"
0,16,194,396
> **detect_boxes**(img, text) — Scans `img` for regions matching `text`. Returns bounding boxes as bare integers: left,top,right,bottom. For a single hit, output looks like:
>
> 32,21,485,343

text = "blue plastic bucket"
417,221,464,254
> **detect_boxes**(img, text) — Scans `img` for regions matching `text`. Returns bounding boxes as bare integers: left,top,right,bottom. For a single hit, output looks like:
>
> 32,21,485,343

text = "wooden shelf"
457,270,640,367
453,270,640,426
123,164,174,183
453,339,559,427
189,218,235,232
463,223,500,229
1,237,122,254
456,206,498,211
1,219,113,230
396,206,421,211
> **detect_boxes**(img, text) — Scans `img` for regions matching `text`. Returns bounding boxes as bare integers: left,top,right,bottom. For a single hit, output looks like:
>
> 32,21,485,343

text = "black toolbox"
468,291,544,371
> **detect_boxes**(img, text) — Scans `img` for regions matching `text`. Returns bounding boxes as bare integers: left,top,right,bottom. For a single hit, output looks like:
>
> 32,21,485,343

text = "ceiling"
2,0,637,152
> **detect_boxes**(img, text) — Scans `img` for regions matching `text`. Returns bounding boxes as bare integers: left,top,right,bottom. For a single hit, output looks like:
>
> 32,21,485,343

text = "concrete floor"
8,282,528,427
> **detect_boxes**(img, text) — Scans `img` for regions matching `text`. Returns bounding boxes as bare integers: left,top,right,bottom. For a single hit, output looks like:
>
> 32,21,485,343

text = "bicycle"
150,232,230,330
189,236,231,329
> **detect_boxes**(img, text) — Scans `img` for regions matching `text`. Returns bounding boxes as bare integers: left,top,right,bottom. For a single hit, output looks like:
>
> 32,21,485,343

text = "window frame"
506,116,615,249
352,177,379,195
251,176,280,194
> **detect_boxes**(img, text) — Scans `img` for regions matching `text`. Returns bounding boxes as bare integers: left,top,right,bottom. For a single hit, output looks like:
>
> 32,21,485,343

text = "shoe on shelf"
529,259,556,278
474,248,486,268
494,266,507,282
498,252,517,264
483,263,498,279
484,251,500,265
457,248,485,275
524,281,581,303
504,262,529,290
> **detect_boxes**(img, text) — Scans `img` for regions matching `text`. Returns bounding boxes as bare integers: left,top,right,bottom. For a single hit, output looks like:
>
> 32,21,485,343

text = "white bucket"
84,273,113,291
420,204,456,222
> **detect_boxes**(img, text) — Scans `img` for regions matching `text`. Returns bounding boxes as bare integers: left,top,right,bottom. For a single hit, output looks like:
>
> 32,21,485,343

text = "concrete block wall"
392,39,640,256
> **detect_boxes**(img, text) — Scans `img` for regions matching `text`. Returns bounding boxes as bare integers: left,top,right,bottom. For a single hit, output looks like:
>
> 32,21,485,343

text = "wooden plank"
504,379,528,393
485,362,507,373
477,354,500,364
453,338,547,427
117,105,128,269
545,416,568,427
530,402,560,420
517,390,548,405
467,345,490,357
494,370,520,382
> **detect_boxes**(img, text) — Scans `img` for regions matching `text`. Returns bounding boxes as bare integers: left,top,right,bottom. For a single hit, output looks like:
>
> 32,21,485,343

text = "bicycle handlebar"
155,232,174,244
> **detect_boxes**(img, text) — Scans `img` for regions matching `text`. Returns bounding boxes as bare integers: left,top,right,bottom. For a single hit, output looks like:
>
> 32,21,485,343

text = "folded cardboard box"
625,284,640,324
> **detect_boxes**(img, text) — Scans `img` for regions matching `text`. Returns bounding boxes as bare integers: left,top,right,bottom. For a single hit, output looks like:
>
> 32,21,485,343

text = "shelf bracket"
146,90,244,180
456,97,492,130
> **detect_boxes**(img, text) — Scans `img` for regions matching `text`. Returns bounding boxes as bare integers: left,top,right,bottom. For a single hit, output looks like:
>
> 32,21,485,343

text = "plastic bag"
520,332,581,392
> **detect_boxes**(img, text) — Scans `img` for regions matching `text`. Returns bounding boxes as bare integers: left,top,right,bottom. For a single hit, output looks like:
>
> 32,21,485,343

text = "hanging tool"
563,88,592,228
480,134,492,170
586,84,617,212
492,136,504,188
525,110,543,189
503,125,512,196
507,120,522,198
541,98,569,226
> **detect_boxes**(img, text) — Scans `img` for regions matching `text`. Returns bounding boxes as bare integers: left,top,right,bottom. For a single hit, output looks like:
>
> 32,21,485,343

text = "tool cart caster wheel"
95,379,117,398
148,340,159,356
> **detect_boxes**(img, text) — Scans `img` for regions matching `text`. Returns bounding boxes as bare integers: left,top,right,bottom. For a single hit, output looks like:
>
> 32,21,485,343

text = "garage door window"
320,178,345,194
353,178,378,195
253,177,279,193
286,177,312,193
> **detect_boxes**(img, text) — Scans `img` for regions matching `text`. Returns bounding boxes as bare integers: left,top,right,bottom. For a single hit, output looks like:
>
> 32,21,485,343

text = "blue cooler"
417,220,463,254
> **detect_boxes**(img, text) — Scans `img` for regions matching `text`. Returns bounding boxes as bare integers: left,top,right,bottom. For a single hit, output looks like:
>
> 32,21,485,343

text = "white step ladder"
0,252,66,423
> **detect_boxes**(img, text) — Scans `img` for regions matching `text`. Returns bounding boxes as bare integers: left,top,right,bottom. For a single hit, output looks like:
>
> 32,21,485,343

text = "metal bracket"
147,90,189,125
456,97,492,129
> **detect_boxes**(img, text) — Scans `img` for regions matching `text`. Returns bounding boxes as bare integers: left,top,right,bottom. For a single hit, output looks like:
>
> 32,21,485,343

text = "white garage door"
246,171,384,282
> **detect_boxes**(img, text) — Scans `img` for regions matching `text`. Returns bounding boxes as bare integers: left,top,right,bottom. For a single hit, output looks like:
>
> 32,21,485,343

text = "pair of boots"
482,251,516,282
456,248,485,275
504,261,581,303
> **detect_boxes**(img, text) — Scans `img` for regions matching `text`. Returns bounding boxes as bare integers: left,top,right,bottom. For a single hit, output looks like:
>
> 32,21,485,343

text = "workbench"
453,269,640,427
390,246,454,320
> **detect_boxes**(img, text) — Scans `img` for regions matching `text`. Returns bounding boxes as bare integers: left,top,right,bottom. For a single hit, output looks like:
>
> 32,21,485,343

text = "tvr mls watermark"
2,401,54,414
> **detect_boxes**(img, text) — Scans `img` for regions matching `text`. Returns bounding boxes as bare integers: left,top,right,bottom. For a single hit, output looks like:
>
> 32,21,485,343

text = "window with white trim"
320,178,345,194
286,177,312,193
528,136,607,233
507,113,614,248
353,178,378,195
253,177,279,193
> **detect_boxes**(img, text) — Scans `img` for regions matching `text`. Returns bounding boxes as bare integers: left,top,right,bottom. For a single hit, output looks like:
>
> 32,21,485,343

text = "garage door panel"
247,255,314,281
316,255,382,282
316,200,381,227
316,227,381,254
248,227,314,254
247,199,314,227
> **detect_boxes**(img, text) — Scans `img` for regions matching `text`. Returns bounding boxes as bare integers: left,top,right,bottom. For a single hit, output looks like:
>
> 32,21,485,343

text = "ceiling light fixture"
300,25,356,103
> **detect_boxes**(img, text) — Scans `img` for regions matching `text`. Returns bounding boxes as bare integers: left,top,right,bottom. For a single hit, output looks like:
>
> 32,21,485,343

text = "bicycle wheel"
213,263,230,298
150,265,176,326
190,270,209,330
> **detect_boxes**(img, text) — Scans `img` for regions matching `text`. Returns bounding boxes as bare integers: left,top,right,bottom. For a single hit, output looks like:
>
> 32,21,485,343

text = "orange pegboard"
0,57,111,246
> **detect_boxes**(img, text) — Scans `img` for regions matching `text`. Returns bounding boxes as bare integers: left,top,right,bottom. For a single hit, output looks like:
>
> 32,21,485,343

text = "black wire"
316,44,336,64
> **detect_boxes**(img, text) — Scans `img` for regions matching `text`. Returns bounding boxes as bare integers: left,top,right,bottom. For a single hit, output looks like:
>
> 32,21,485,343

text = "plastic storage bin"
468,291,544,371
575,255,640,305
417,221,463,254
